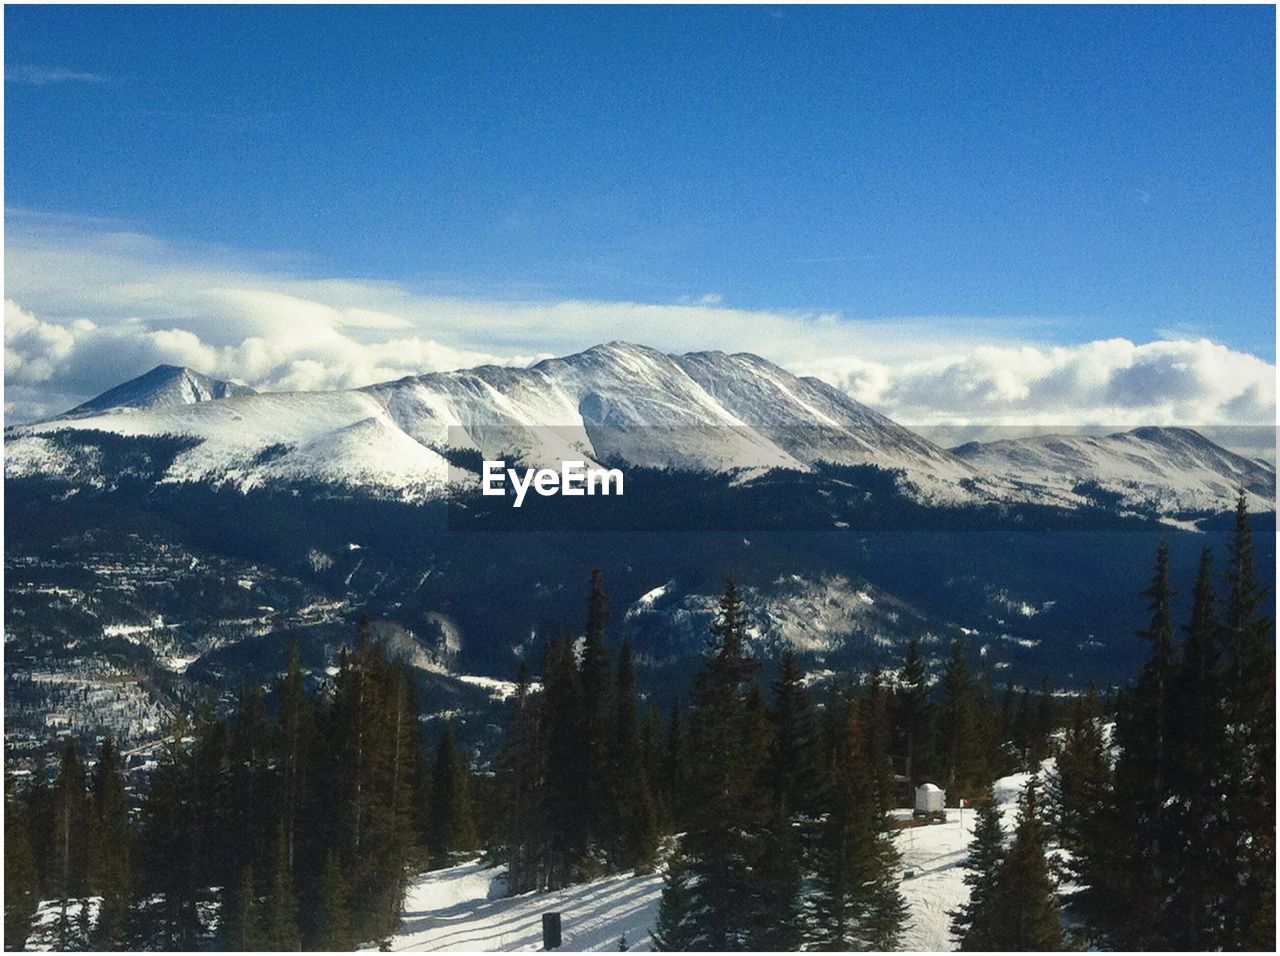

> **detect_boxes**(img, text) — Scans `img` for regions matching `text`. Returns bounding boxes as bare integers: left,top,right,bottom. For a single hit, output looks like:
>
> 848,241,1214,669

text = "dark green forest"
4,496,1273,951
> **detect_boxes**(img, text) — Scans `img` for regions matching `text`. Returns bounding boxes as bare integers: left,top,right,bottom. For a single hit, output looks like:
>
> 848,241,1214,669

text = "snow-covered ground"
391,863,662,952
390,766,1045,952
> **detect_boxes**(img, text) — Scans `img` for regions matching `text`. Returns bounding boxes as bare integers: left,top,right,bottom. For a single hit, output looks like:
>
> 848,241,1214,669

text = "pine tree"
140,714,204,948
661,701,688,832
540,634,588,887
991,774,1062,950
650,841,697,952
51,738,90,951
5,777,39,951
1107,542,1178,948
939,638,989,799
809,697,907,950
221,865,261,951
640,705,669,833
428,721,479,863
609,639,658,873
497,663,546,894
579,569,616,853
746,800,802,950
89,736,134,949
950,789,1004,950
1217,493,1276,949
276,642,316,879
897,638,932,786
263,824,301,950
767,646,821,821
679,577,773,949
316,852,356,951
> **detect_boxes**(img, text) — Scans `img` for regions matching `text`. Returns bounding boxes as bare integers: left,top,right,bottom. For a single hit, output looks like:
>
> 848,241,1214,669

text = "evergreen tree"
661,702,688,832
140,715,204,948
767,646,821,821
1107,542,1178,948
221,865,261,952
609,639,658,873
579,569,616,852
897,638,932,785
939,638,989,799
679,578,774,949
263,824,301,950
315,852,356,951
650,842,697,952
991,774,1062,950
540,634,588,887
810,695,907,950
950,789,1004,950
1218,493,1276,949
640,705,669,833
51,738,90,950
89,737,134,949
276,643,316,879
5,777,39,951
497,663,546,894
428,722,479,863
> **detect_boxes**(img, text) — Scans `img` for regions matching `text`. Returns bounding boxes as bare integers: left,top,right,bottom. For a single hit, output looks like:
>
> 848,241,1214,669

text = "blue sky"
4,5,1276,426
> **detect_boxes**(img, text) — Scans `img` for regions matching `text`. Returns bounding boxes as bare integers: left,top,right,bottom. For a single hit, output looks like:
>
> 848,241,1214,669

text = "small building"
914,782,945,817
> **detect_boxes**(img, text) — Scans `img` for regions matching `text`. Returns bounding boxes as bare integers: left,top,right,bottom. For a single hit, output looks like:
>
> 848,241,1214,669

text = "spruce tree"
263,824,301,950
1107,542,1178,948
497,663,546,894
650,842,697,952
1217,493,1276,949
579,569,616,853
221,865,261,951
5,778,39,951
767,646,821,821
950,789,1004,950
51,738,90,951
897,638,931,785
316,851,356,951
991,774,1062,950
89,736,134,949
540,634,588,887
810,695,907,950
428,721,479,863
939,638,988,799
680,577,772,949
609,639,658,873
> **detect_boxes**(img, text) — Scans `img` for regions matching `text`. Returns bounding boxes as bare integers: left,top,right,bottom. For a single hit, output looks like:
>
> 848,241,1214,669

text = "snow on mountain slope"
5,342,967,500
7,389,451,499
952,426,1275,514
6,345,1269,513
385,766,1050,952
64,364,256,417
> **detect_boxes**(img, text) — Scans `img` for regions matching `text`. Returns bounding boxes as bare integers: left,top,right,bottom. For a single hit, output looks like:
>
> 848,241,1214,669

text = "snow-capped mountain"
5,343,980,502
5,343,1273,515
64,364,256,417
952,426,1275,514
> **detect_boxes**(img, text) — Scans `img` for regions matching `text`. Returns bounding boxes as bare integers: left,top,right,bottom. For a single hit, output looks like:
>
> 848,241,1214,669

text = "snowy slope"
953,426,1275,514
6,345,1271,513
64,364,256,417
386,767,1048,952
4,343,976,501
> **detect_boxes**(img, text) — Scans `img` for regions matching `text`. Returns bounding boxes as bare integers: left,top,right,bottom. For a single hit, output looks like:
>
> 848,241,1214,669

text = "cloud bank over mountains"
5,213,1275,432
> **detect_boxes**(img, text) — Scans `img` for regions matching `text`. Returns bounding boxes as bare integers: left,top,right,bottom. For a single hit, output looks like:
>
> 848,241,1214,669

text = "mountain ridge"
6,343,1273,516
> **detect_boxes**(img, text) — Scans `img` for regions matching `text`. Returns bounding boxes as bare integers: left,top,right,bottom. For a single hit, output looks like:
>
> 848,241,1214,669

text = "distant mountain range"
6,342,1271,517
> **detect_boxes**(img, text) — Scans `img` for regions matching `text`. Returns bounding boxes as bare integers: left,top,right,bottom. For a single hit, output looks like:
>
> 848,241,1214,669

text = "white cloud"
5,65,107,85
3,213,1274,435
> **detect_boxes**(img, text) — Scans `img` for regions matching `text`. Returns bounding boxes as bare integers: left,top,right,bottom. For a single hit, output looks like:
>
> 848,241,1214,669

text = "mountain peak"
66,365,256,417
